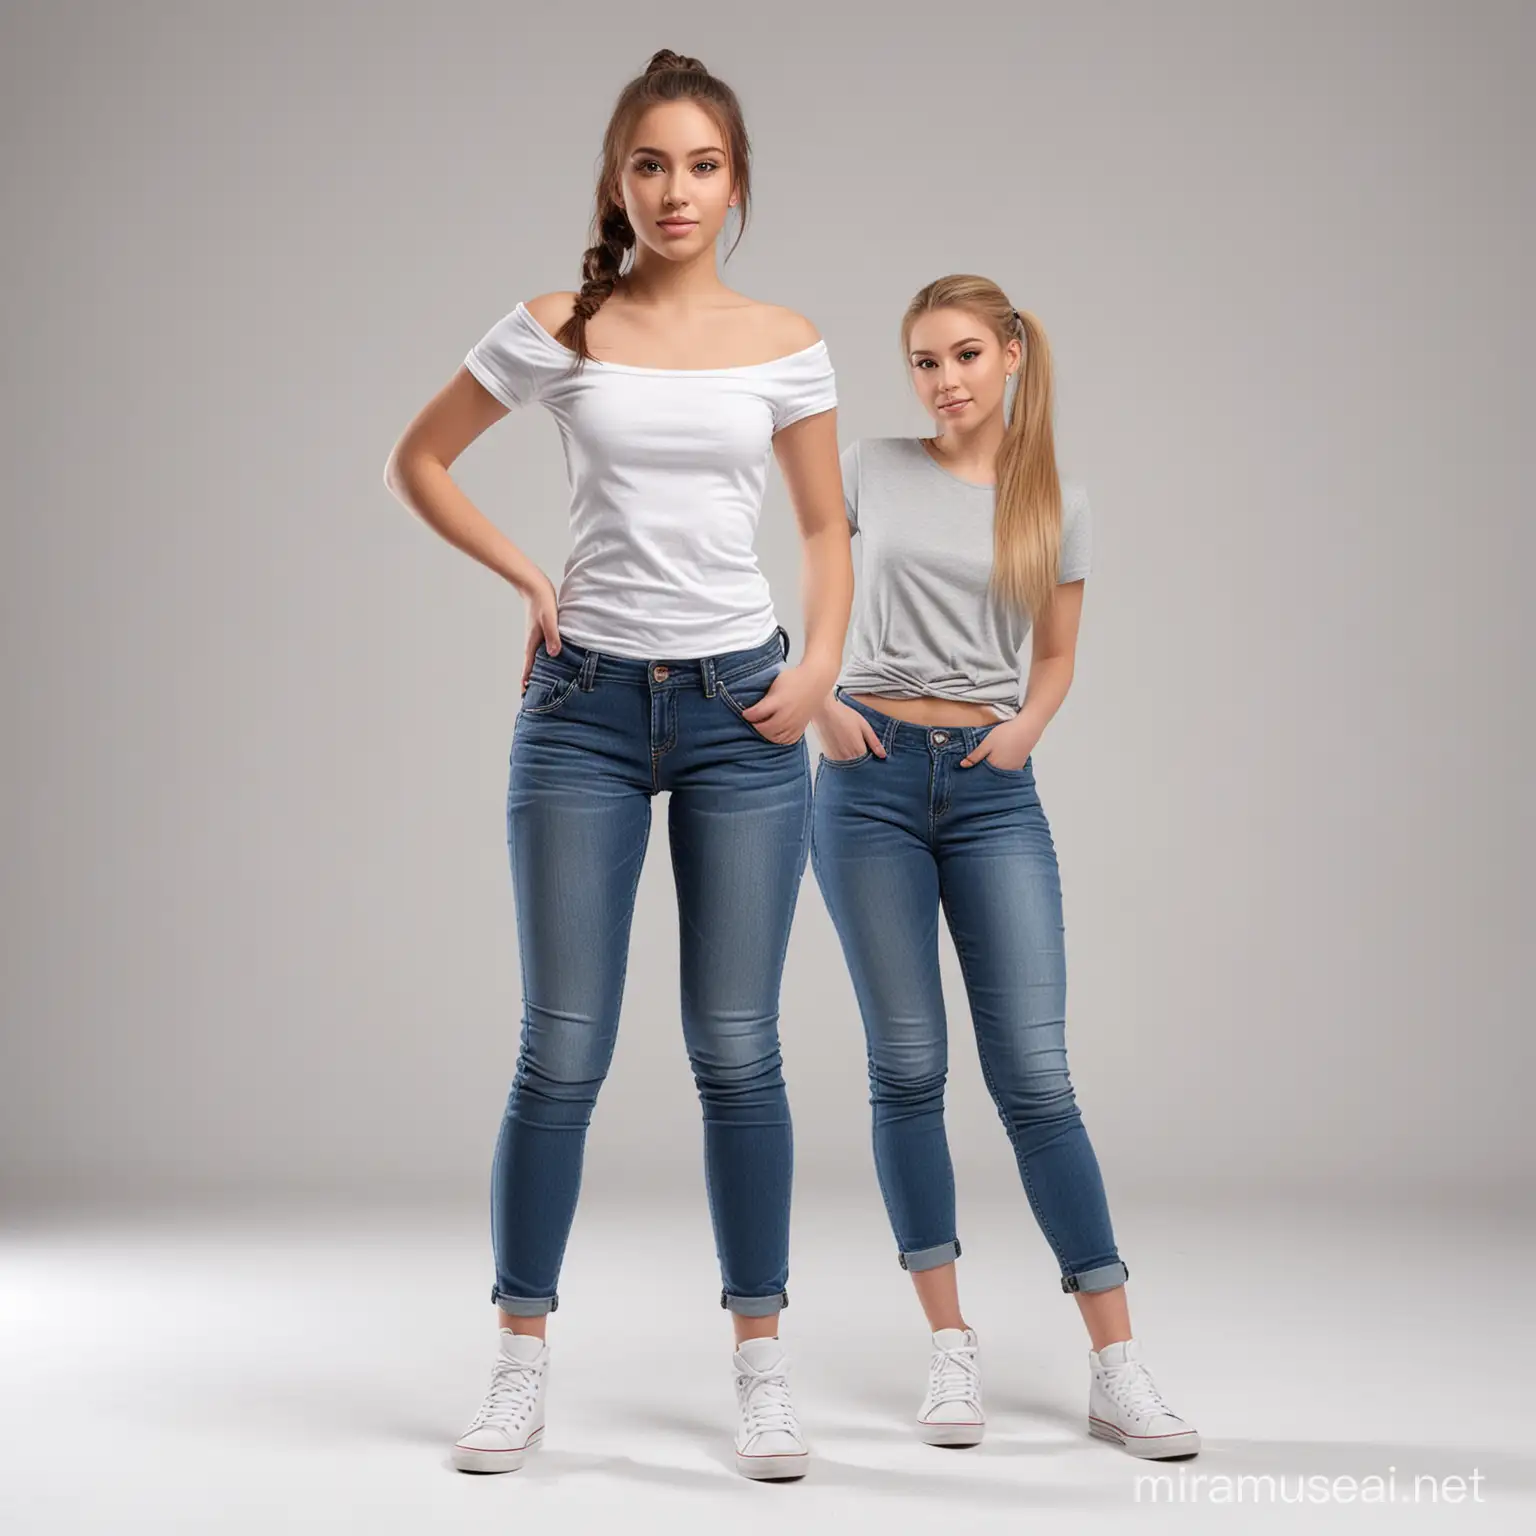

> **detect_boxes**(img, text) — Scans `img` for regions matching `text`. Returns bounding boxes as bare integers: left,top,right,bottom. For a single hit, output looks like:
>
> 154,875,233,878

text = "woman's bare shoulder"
748,302,822,350
523,291,579,335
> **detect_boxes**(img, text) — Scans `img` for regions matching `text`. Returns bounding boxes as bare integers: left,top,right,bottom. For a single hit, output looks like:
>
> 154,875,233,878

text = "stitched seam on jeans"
715,744,807,1302
867,856,951,1265
544,792,652,1287
943,894,1067,1263
717,651,784,690
522,675,580,716
866,1068,906,1250
768,748,813,1290
717,679,799,749
716,674,781,723
650,693,676,791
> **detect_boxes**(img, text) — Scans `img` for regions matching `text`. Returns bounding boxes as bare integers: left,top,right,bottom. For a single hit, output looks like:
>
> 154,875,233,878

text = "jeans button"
653,665,670,682
932,730,948,745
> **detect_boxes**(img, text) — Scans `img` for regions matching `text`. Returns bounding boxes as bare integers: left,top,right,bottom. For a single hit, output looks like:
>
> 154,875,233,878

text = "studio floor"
3,1190,1531,1534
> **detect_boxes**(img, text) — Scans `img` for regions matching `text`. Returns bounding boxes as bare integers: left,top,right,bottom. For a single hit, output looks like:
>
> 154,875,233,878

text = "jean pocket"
520,667,579,717
978,754,1033,780
818,748,872,768
716,659,783,719
717,661,798,744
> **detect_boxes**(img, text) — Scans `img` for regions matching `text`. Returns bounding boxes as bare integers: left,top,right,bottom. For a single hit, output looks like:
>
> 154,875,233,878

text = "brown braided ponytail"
556,49,753,366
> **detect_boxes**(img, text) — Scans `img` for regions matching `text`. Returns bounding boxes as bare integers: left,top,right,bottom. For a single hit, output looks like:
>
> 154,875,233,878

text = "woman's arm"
741,406,854,743
383,367,562,684
960,578,1086,769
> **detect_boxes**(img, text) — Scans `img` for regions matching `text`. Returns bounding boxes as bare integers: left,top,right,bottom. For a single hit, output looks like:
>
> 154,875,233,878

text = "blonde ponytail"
901,277,1062,619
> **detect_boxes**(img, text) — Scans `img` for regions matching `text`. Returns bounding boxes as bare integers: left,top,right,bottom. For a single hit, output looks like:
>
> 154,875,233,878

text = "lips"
658,219,697,229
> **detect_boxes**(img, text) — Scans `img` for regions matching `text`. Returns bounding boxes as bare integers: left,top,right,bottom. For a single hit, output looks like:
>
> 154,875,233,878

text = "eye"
637,160,663,174
693,160,720,174
913,358,935,370
959,349,980,362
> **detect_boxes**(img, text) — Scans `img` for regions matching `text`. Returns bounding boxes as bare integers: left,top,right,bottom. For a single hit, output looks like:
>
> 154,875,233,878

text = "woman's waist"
842,691,1004,727
533,623,788,691
838,654,1018,725
836,688,1012,754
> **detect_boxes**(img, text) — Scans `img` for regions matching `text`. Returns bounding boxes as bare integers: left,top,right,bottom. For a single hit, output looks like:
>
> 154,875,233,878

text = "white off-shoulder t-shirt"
464,301,838,657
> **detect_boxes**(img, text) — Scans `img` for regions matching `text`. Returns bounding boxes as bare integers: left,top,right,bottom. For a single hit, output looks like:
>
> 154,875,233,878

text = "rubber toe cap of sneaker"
456,1425,525,1453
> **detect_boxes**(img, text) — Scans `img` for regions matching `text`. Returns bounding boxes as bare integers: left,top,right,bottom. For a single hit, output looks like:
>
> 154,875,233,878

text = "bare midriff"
847,692,1007,727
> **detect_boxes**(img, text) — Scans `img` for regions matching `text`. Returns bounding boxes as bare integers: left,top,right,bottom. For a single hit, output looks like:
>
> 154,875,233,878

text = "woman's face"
616,100,737,263
906,306,1019,429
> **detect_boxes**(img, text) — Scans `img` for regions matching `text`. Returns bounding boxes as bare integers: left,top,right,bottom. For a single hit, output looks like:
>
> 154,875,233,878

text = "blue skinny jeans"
810,692,1128,1295
492,628,811,1318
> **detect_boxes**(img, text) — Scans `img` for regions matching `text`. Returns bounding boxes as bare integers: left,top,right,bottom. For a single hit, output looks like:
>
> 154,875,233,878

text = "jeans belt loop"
775,623,791,661
701,655,717,698
578,649,599,692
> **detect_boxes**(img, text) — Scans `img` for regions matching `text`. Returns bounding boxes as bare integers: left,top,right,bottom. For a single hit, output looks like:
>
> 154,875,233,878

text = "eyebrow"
909,337,989,356
629,145,727,158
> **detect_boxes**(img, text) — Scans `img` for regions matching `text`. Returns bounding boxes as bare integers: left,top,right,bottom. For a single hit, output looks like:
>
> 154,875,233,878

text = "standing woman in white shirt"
384,50,849,1480
810,275,1200,1460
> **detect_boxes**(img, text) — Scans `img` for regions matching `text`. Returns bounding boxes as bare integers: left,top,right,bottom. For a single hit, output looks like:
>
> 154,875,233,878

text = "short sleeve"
770,342,838,433
839,441,861,532
463,304,553,409
1058,483,1093,582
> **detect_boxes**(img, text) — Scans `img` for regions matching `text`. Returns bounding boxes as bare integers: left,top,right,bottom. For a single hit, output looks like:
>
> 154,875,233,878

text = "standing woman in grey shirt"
810,274,1200,1459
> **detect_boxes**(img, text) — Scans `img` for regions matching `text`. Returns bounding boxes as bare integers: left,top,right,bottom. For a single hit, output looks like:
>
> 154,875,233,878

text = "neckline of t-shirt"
515,301,829,376
909,436,996,490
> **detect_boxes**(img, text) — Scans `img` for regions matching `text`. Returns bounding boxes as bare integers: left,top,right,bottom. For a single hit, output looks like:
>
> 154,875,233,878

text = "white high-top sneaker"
451,1329,549,1473
732,1336,809,1480
1087,1338,1200,1458
917,1326,985,1446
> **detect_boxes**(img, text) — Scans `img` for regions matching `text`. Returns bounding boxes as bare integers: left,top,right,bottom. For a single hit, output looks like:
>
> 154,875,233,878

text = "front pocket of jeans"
818,749,872,768
716,662,781,720
521,672,579,716
978,755,1032,780
716,662,792,741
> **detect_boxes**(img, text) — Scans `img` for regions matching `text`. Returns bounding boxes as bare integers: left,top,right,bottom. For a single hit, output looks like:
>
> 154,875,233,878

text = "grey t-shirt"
839,436,1092,719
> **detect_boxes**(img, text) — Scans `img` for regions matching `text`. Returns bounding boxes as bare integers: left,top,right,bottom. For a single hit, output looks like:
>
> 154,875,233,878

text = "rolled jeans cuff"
721,1288,788,1317
1060,1260,1129,1294
492,1288,559,1316
898,1239,961,1272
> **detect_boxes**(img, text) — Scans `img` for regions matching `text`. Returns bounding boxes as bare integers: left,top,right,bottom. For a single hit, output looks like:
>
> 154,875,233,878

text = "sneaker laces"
1101,1359,1173,1420
928,1339,981,1406
736,1364,800,1438
467,1353,542,1432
